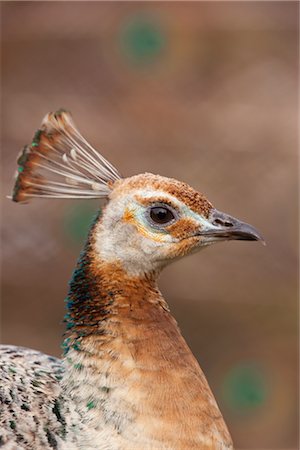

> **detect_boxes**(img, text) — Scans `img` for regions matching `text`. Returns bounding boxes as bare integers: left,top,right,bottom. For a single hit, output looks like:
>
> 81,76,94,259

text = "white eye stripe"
129,188,220,236
133,189,213,226
134,189,185,209
185,208,220,230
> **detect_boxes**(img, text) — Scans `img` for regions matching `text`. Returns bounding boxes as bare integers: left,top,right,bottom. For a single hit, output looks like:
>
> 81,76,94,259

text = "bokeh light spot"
63,202,99,246
222,362,268,414
120,15,166,65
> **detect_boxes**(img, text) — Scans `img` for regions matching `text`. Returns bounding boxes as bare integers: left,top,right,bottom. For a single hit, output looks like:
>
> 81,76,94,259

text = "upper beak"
199,208,265,244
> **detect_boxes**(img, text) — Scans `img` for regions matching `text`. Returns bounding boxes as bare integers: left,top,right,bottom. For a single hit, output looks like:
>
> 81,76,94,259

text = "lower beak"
199,208,265,244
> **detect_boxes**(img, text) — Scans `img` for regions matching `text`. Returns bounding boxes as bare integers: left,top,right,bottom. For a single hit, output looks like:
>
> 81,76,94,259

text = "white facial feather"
93,188,214,276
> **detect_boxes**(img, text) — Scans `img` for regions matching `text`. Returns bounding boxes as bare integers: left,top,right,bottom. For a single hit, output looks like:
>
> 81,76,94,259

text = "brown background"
1,2,298,449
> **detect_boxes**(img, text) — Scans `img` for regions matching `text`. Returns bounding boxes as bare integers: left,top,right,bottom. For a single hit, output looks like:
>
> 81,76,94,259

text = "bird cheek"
140,238,160,256
166,218,199,241
164,236,200,260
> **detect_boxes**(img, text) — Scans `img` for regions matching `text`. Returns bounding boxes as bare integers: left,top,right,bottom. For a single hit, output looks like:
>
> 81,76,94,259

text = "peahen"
0,110,263,449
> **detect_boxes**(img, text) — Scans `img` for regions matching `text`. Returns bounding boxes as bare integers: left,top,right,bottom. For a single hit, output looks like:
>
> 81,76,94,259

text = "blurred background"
1,2,298,449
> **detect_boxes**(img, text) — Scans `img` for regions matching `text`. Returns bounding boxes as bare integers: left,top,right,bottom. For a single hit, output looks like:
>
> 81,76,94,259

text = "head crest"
12,109,121,202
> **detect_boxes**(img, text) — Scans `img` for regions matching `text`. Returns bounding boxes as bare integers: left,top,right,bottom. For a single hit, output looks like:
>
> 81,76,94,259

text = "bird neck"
61,210,203,377
61,220,232,449
63,219,169,353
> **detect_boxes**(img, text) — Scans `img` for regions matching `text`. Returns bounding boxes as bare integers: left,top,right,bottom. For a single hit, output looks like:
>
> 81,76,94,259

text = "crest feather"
12,109,121,202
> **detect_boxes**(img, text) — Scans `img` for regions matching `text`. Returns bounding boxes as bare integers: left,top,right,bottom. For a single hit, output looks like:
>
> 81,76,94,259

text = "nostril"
214,218,223,226
213,218,233,227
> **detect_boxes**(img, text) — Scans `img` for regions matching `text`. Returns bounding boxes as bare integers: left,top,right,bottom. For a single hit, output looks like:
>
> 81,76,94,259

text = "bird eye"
149,206,175,225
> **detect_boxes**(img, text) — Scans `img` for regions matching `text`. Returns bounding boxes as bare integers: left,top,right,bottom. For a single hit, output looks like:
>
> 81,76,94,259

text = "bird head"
11,110,263,277
93,173,262,276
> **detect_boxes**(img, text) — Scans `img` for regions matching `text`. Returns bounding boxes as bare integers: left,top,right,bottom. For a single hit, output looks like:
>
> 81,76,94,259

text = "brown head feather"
112,173,213,218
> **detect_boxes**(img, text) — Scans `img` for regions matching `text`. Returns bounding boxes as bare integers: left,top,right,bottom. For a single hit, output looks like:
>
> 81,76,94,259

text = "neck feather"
63,216,168,350
61,214,232,449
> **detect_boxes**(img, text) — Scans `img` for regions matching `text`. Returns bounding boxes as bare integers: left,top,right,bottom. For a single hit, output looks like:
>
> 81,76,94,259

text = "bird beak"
199,208,265,244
